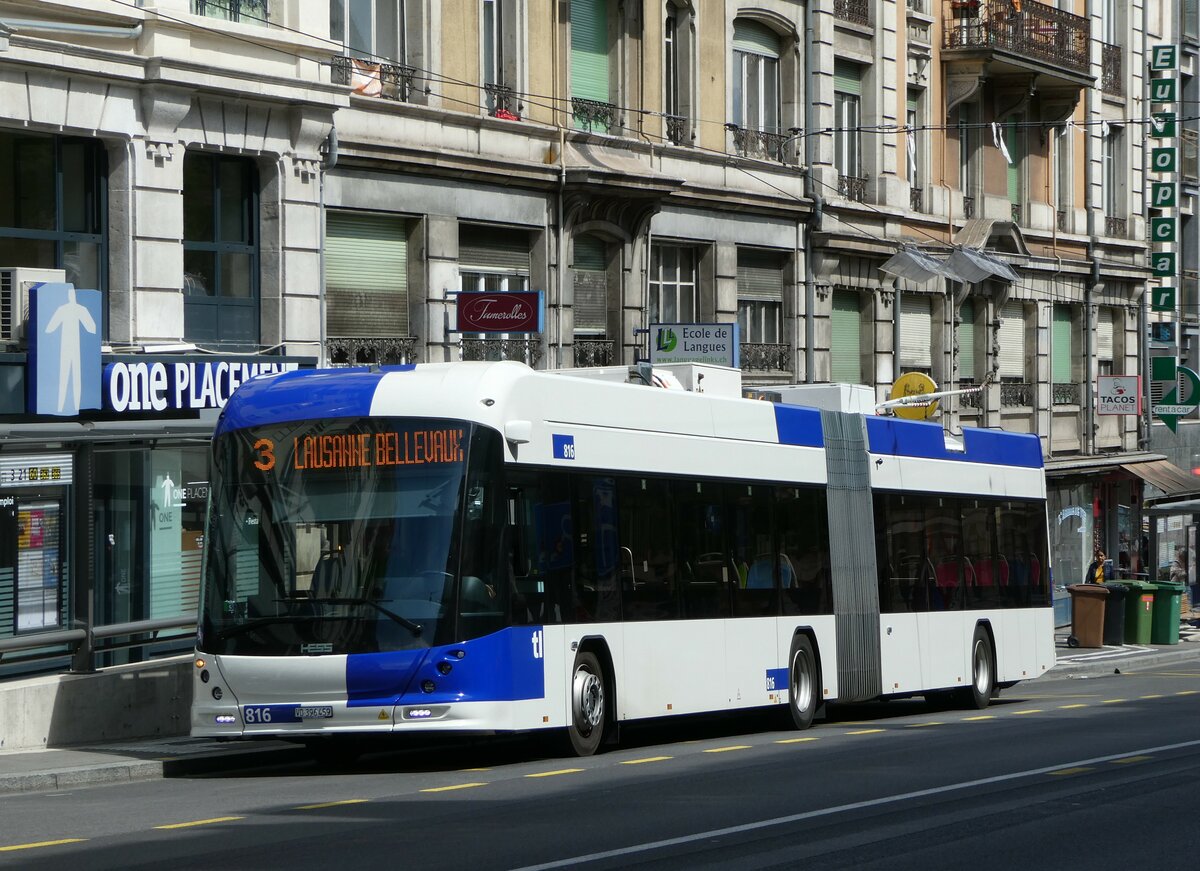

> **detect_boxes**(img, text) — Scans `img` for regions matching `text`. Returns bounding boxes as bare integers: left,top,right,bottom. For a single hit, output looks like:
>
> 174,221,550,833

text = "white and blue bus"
192,361,1053,756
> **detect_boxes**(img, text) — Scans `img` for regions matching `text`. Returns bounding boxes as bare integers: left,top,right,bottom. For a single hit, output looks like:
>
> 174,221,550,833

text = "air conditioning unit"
0,267,67,345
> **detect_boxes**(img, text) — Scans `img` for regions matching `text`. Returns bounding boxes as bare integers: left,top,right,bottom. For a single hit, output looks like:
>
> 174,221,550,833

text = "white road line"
509,738,1200,871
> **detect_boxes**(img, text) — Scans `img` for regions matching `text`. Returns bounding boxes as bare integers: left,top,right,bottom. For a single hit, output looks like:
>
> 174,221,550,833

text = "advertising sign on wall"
648,323,740,367
454,291,543,333
1097,376,1142,415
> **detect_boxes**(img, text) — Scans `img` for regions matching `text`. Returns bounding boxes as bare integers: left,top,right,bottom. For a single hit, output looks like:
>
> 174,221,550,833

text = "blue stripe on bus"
773,404,824,447
346,627,546,708
214,366,416,437
865,416,1043,468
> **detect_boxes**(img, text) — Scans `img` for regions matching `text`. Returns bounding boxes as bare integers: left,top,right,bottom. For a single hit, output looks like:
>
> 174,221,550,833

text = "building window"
830,288,864,384
182,152,259,347
194,0,269,26
899,294,932,374
325,211,409,340
1103,124,1124,222
736,249,783,344
572,234,609,337
1006,114,1024,222
732,19,780,135
958,102,978,215
1097,308,1114,377
482,0,522,117
834,61,863,197
1052,304,1076,403
998,302,1026,383
331,0,406,62
907,88,924,211
571,0,616,131
0,130,107,298
663,4,694,144
649,244,698,325
958,297,979,386
459,224,532,345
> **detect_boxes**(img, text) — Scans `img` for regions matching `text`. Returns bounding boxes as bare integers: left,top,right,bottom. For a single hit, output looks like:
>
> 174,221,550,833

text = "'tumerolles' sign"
455,291,543,333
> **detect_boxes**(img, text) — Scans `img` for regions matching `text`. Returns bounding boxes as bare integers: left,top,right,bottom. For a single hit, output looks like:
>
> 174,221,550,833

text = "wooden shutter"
737,250,783,301
834,60,862,96
900,294,932,369
325,212,408,337
831,288,863,384
571,0,610,102
959,298,976,380
459,225,530,272
998,302,1025,378
1096,308,1114,361
732,19,780,55
1052,305,1073,382
573,235,607,334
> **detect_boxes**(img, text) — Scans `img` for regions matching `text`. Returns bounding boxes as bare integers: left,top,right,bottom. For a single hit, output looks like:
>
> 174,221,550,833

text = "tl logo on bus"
531,629,544,659
655,328,678,352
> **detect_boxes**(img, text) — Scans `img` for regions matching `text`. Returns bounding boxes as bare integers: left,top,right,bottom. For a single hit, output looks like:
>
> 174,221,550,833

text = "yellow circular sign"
891,372,939,420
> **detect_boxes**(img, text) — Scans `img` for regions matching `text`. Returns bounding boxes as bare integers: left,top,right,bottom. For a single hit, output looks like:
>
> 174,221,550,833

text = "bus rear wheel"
565,651,606,756
957,626,994,710
787,635,818,730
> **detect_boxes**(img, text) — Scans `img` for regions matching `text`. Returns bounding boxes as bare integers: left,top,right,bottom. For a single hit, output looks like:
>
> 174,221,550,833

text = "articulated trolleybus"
192,361,1053,756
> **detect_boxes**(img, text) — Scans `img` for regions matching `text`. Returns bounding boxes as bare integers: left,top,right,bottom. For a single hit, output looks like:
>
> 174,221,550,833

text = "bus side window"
506,471,573,625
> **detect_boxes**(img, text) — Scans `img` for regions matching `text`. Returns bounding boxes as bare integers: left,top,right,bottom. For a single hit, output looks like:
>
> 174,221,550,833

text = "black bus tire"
957,625,995,710
787,635,818,730
565,651,606,756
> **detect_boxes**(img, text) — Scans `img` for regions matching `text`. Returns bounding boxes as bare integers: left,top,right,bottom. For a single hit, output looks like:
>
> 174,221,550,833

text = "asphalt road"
2,665,1198,870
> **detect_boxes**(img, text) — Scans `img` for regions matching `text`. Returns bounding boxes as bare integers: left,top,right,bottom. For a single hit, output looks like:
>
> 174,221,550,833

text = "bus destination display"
250,427,466,473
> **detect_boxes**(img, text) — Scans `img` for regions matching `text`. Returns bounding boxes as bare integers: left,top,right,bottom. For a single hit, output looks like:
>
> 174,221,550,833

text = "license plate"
243,704,334,724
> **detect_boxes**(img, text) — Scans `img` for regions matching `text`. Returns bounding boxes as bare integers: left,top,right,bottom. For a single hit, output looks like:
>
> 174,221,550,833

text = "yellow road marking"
1178,690,1199,696
775,737,820,744
1140,694,1164,699
0,839,87,852
296,799,369,810
703,745,752,753
1012,709,1042,715
1101,699,1126,705
1111,756,1153,765
1048,767,1093,776
525,768,584,777
1059,704,1088,709
459,767,491,772
906,722,944,728
621,756,673,764
420,782,488,793
155,817,243,830
847,729,884,735
963,715,994,721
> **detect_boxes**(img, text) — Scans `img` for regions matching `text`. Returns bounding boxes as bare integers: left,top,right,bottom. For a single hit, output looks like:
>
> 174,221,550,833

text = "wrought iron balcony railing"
907,0,928,13
910,188,923,212
835,0,871,26
665,114,690,146
1056,209,1068,232
1000,381,1032,407
325,336,418,367
839,173,868,202
572,98,618,133
963,195,975,219
331,56,416,101
1010,202,1022,224
1101,42,1124,96
731,127,789,161
573,339,616,368
739,342,792,372
1052,382,1080,405
1105,215,1127,238
485,83,520,118
943,0,1090,77
958,380,983,409
193,0,268,24
461,337,544,366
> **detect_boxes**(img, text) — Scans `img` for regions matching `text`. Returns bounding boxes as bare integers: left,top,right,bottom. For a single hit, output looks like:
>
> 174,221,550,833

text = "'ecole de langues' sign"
455,291,543,333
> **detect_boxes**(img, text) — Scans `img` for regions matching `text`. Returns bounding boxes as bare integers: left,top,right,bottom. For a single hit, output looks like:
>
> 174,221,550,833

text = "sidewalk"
2,624,1198,796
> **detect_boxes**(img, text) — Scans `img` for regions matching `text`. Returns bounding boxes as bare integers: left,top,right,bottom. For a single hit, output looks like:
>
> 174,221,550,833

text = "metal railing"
943,0,1090,76
910,188,923,212
665,114,690,146
331,57,416,101
1052,382,1080,405
907,0,928,12
461,337,544,366
739,342,792,372
1000,381,1032,407
0,616,195,672
485,83,519,118
1105,215,1127,238
325,336,418,366
1011,202,1022,224
573,339,616,367
193,0,268,23
1056,209,1068,232
835,0,871,26
959,381,983,409
1101,42,1124,96
731,127,789,161
963,195,976,219
839,173,868,202
573,98,618,133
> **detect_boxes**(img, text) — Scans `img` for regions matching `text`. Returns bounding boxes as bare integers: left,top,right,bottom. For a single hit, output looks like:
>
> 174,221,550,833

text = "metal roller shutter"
573,235,607,334
325,212,408,337
737,250,783,301
1096,308,1113,361
1052,304,1073,382
459,225,531,272
959,298,976,380
998,301,1025,378
571,0,610,102
900,294,932,369
831,288,863,384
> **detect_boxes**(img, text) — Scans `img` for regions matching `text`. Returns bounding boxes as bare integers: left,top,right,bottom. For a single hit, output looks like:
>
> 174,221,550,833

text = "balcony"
485,83,520,119
730,126,790,162
943,0,1091,86
839,174,868,202
572,98,618,133
1000,381,1032,407
1056,209,1067,232
1101,43,1124,96
1052,382,1080,405
1010,202,1022,224
325,336,418,367
573,339,616,368
910,188,924,212
963,195,976,219
665,114,690,146
834,0,871,26
1105,215,1127,238
461,337,544,366
740,343,792,372
332,56,416,102
959,380,983,409
193,0,268,24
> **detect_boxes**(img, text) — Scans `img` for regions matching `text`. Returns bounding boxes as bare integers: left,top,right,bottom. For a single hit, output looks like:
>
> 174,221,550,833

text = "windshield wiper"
306,597,423,636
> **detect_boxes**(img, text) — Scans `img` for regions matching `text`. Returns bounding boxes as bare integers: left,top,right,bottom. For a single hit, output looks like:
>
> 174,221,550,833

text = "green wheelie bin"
1150,581,1184,645
1123,580,1156,644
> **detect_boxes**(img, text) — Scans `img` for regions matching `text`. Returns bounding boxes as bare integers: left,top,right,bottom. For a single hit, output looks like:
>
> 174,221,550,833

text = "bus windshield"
199,417,507,656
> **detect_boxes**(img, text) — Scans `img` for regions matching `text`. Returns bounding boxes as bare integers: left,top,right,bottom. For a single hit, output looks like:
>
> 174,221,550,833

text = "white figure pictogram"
45,286,97,414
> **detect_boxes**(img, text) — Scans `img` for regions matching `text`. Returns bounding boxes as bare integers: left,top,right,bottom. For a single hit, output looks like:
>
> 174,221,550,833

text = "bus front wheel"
787,635,818,730
566,651,606,756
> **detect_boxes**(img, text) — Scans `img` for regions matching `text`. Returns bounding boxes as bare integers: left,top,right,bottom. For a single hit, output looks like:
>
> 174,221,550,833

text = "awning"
1122,459,1200,499
879,247,956,284
1044,451,1166,476
945,246,1021,284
